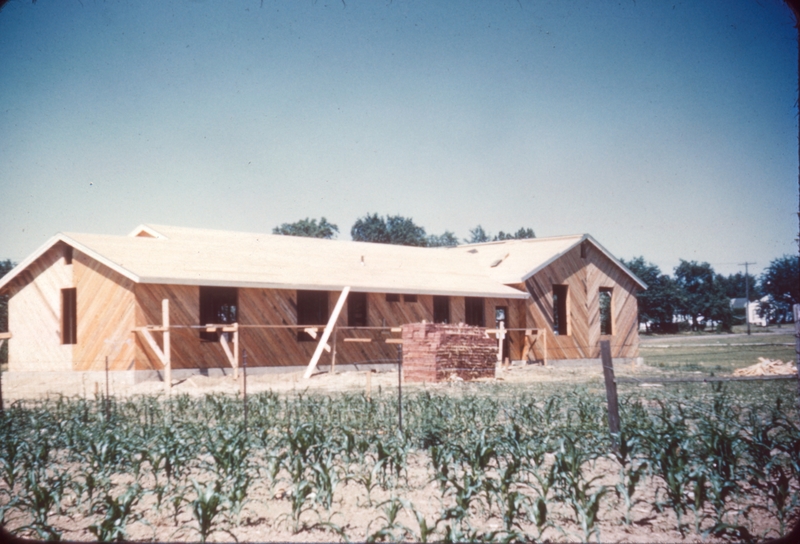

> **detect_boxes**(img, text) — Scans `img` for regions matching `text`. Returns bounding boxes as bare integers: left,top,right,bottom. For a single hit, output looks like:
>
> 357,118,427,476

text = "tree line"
274,215,799,332
622,256,799,332
0,216,797,366
271,214,536,247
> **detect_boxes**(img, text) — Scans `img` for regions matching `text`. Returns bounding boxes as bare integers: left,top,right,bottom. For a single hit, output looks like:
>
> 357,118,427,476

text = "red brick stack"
401,323,497,383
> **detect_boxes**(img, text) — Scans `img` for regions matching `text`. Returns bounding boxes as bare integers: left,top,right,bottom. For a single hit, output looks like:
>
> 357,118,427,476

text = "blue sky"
0,0,796,277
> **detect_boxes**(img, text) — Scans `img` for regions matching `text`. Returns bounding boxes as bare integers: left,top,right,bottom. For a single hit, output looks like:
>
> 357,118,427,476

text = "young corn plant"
88,483,143,542
551,436,607,543
204,426,253,525
15,469,68,541
279,479,317,534
375,431,408,489
612,429,648,525
189,479,230,543
365,497,413,542
0,424,25,494
352,457,384,507
646,403,693,536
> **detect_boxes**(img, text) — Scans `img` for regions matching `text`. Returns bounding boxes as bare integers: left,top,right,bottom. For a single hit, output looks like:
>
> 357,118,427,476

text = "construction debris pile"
733,358,797,377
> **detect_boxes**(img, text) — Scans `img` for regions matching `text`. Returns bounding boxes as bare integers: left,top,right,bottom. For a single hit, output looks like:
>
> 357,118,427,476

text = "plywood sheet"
73,252,136,371
7,245,73,372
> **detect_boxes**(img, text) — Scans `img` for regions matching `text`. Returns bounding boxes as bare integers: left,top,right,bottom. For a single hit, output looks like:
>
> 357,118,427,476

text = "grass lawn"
639,331,796,376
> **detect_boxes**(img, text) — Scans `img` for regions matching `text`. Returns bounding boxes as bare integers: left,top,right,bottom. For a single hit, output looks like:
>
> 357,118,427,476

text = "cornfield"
0,381,798,542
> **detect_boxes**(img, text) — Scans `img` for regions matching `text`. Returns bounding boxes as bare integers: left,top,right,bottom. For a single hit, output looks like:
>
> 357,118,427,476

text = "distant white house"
730,297,768,327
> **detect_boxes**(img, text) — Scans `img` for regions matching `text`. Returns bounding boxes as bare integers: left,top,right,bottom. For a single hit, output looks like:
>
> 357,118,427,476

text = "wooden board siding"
131,286,528,370
6,244,73,371
485,297,527,360
240,290,435,368
73,252,136,371
136,283,230,371
524,243,640,360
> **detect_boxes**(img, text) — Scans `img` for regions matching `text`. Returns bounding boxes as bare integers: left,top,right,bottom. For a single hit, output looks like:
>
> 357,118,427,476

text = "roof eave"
517,234,648,290
138,277,531,299
0,234,141,293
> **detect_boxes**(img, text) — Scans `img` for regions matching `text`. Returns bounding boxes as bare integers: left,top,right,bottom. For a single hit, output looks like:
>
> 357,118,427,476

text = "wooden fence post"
331,327,338,375
600,340,620,450
0,334,10,414
794,304,800,412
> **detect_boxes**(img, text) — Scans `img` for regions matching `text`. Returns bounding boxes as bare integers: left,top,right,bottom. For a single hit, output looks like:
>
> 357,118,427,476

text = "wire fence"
1,330,796,409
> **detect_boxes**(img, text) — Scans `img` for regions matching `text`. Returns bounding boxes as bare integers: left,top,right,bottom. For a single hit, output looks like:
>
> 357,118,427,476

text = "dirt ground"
2,334,799,542
7,451,791,544
1,358,656,402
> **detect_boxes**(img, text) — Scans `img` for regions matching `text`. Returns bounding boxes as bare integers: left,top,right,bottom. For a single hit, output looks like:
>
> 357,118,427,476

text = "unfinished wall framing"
0,225,645,377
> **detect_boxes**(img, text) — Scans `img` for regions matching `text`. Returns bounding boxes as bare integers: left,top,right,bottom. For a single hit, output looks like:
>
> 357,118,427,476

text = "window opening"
553,285,569,336
61,288,77,345
403,294,417,303
433,296,450,324
64,246,73,265
348,292,368,327
599,288,613,335
465,297,485,327
297,290,329,341
199,287,238,341
385,293,400,302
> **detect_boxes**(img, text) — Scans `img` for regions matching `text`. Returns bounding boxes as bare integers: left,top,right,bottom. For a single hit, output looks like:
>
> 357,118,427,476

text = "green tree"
272,217,339,239
495,227,536,240
717,272,761,301
466,225,491,244
466,225,536,243
427,231,459,247
673,260,733,332
350,213,428,246
759,255,799,324
621,257,681,333
0,259,15,365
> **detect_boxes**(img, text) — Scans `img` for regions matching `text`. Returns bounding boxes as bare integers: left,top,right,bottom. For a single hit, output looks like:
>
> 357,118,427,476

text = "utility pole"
738,262,756,335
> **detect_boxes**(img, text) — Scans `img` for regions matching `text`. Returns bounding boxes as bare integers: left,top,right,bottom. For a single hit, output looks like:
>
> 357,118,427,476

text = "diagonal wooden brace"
304,287,350,379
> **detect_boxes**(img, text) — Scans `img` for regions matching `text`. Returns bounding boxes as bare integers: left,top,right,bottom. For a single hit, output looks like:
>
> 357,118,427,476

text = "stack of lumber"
733,358,797,377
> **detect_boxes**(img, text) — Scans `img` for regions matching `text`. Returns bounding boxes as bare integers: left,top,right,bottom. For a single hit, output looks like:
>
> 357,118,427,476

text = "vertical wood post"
366,369,371,400
794,304,800,411
163,299,171,395
496,321,505,363
543,330,548,367
0,339,4,415
233,324,239,380
600,340,621,450
331,327,337,374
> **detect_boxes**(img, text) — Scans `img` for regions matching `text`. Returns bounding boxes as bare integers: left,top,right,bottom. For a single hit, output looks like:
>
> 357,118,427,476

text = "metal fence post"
243,350,248,432
105,355,110,421
398,351,403,433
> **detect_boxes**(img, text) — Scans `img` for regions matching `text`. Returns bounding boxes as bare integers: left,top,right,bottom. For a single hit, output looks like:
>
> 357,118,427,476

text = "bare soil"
2,334,798,542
